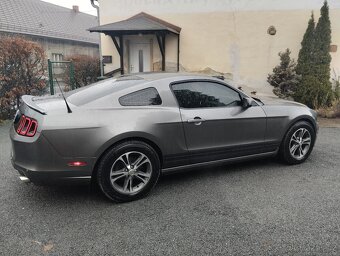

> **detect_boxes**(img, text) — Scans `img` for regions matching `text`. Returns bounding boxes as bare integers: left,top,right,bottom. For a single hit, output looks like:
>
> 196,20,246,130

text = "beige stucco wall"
98,0,340,92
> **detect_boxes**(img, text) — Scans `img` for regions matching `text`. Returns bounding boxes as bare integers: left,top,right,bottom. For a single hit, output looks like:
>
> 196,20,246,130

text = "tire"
279,121,316,165
97,140,161,203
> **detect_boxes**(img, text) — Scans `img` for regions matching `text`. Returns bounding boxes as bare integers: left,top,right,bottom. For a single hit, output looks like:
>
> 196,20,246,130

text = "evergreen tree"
314,0,333,107
296,13,315,77
295,1,333,109
295,13,316,106
268,49,301,99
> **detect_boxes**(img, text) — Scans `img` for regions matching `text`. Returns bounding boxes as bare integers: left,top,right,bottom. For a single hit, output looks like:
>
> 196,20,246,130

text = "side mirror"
241,97,253,108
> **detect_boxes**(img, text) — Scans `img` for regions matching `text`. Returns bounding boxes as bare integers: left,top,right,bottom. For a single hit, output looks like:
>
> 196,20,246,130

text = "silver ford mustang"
10,73,318,202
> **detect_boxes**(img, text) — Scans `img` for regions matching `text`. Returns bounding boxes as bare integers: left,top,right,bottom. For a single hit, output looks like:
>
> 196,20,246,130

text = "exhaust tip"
19,176,30,183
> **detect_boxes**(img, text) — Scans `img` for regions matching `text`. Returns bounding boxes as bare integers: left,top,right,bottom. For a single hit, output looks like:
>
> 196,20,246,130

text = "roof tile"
0,0,99,44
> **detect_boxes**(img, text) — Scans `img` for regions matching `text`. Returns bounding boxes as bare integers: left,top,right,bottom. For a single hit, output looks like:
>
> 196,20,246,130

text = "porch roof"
88,12,181,35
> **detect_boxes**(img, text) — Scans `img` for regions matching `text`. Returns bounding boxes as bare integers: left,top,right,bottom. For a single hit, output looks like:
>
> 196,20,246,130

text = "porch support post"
156,33,166,71
177,35,180,72
119,35,124,75
162,34,166,71
111,35,124,75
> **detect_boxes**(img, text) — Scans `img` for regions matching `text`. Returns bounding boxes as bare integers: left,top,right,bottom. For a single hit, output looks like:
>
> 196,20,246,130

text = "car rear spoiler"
21,95,47,115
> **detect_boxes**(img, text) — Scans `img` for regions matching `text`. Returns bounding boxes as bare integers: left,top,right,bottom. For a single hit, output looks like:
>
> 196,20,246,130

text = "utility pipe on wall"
90,0,104,77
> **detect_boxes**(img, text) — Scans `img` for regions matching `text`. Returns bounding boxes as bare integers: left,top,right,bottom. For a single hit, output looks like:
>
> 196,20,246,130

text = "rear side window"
119,87,162,106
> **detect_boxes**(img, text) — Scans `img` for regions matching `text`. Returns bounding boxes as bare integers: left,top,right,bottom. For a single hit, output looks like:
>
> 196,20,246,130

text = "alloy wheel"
110,151,152,195
289,128,312,160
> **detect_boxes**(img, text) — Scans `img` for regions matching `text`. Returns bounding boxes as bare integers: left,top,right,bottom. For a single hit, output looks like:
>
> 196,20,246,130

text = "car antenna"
54,78,72,113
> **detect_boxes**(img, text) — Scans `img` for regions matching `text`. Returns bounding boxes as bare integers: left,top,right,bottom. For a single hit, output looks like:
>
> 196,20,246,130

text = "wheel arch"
278,116,317,164
286,115,317,135
91,134,164,180
279,115,317,149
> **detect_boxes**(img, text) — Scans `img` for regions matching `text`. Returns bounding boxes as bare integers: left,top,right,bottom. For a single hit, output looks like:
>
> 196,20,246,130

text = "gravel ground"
0,122,339,255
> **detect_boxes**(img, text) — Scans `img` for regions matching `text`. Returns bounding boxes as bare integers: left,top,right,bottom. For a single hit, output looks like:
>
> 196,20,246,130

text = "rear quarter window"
119,87,162,106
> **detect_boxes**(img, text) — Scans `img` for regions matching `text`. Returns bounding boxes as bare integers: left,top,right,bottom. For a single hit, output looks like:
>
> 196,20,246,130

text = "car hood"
259,97,307,107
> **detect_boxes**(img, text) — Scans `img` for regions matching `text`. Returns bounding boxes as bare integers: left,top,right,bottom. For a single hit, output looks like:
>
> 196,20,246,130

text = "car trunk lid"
21,95,75,114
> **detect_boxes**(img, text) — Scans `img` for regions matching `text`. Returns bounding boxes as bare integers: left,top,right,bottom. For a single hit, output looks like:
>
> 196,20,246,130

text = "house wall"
0,32,99,60
38,37,99,60
98,0,340,91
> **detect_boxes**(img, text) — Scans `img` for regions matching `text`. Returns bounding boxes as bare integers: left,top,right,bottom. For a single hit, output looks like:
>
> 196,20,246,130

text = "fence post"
70,61,75,90
47,59,54,95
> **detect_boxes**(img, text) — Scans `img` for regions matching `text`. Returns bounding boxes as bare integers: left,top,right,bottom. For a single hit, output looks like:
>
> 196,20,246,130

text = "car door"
171,80,267,164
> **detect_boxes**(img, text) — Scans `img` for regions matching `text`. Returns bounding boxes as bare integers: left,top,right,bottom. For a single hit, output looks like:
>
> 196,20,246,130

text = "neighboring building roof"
89,12,181,35
0,0,99,45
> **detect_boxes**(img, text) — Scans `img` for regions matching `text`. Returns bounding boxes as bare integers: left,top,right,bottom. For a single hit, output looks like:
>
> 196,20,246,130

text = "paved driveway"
0,122,339,255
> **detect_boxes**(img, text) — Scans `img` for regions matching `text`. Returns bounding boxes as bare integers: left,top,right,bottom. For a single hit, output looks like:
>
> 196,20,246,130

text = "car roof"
66,72,243,106
116,72,223,84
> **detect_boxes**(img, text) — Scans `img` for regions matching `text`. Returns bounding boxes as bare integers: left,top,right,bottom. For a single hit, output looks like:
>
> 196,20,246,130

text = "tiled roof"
89,12,181,35
0,0,99,44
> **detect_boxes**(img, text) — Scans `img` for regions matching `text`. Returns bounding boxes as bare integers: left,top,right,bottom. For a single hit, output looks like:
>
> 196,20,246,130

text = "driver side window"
172,81,241,108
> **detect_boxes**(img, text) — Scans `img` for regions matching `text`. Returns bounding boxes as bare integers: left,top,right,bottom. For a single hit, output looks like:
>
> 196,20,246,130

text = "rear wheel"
279,121,316,164
97,141,160,202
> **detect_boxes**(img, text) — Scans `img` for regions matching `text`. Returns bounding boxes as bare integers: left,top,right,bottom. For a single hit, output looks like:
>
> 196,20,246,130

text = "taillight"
16,115,38,137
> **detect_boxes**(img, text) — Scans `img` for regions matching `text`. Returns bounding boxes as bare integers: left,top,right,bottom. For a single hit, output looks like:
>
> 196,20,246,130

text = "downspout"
90,0,104,78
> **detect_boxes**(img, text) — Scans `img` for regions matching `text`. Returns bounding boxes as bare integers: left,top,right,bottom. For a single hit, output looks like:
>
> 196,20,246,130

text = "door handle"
187,117,205,125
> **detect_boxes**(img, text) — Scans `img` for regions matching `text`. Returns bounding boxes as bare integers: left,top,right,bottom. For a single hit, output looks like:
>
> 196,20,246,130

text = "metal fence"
47,59,75,95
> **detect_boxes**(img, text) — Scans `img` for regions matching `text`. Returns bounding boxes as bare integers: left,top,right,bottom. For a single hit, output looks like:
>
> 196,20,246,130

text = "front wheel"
279,121,316,165
97,141,161,202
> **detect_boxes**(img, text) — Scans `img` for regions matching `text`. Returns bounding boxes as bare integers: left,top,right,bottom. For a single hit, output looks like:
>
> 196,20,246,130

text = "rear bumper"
10,125,95,185
12,160,92,185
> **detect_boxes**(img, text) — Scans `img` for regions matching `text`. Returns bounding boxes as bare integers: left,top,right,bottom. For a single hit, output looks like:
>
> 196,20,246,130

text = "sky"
40,0,340,16
41,0,97,16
